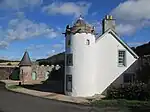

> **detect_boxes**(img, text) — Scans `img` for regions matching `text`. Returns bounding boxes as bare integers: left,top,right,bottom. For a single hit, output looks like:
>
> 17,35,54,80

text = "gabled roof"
19,51,32,66
96,29,139,59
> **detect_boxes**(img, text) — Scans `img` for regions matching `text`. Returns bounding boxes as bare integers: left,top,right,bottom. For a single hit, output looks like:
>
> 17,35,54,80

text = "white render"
64,17,139,97
65,33,97,96
95,30,137,94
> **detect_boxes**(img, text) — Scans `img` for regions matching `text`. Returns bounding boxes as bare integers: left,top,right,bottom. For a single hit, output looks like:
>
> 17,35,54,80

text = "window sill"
118,65,126,67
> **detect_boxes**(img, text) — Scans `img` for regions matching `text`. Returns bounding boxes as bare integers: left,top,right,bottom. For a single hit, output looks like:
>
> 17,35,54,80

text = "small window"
68,39,71,46
86,39,90,45
66,54,73,66
118,50,126,66
66,75,72,92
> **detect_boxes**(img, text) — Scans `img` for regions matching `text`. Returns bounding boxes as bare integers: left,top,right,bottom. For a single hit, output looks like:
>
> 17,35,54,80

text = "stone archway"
32,72,37,80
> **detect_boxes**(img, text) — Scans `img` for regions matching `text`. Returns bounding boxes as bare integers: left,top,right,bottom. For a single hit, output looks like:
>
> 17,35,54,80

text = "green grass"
92,99,150,111
7,85,22,89
92,99,150,107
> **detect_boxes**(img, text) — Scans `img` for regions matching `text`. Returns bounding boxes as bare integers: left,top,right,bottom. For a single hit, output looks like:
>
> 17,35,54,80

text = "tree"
136,57,150,84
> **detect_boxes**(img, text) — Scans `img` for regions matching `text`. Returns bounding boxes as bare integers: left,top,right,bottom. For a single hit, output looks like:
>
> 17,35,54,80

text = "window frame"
68,39,71,46
66,75,72,92
86,39,90,45
118,50,126,67
123,73,135,83
66,54,73,66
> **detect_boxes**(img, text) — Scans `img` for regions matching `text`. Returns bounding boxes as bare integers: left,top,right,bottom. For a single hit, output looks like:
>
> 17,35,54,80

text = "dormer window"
86,39,90,45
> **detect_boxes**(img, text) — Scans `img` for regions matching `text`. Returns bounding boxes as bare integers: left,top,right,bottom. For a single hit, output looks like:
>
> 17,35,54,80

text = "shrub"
7,62,12,65
106,82,150,101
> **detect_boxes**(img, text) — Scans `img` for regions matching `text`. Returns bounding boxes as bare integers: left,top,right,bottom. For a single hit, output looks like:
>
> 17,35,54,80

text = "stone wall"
0,67,19,80
31,64,60,81
0,64,61,81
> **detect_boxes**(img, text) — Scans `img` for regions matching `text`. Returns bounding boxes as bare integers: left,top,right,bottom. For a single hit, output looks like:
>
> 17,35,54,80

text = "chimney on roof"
102,15,115,34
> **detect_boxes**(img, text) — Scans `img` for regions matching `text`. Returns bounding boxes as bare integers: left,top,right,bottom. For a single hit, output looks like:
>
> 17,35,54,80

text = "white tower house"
64,17,97,97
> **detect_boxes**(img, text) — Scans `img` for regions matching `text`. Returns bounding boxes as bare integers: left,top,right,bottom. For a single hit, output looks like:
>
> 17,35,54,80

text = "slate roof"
19,51,32,66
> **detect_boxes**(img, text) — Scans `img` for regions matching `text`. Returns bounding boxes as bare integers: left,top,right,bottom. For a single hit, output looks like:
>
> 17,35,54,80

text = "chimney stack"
102,15,115,34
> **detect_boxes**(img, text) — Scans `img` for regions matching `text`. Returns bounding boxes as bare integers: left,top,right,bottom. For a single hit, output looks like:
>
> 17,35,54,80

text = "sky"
0,0,149,61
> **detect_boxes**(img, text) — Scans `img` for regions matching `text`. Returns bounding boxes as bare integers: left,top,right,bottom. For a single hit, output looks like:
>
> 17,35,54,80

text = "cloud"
0,56,9,60
116,24,136,36
91,21,102,33
52,44,63,49
5,18,59,41
0,41,9,49
42,1,91,17
26,44,45,51
0,0,43,10
46,49,56,57
127,41,149,47
47,31,59,39
111,0,150,35
91,12,98,16
46,43,65,57
0,17,59,49
9,19,19,26
15,11,25,18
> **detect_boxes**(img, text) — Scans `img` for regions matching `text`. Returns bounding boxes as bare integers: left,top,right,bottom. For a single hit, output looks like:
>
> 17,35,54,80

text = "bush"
106,82,150,101
7,62,12,65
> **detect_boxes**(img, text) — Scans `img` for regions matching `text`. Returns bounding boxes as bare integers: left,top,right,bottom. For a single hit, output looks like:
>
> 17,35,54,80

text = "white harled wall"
65,31,137,97
65,33,97,97
95,33,137,94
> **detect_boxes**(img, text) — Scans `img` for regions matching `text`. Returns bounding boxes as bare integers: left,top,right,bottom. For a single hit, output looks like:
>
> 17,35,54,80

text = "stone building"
18,51,59,82
19,51,32,82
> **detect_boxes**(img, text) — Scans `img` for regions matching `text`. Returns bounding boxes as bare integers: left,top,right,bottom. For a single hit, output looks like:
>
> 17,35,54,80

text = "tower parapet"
65,16,95,36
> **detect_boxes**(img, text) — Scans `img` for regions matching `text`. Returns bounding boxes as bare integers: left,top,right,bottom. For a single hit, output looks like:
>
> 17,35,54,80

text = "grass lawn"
92,99,150,111
7,85,22,89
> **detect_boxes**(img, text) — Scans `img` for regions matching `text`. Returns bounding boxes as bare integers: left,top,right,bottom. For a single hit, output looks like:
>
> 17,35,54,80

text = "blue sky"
0,0,149,61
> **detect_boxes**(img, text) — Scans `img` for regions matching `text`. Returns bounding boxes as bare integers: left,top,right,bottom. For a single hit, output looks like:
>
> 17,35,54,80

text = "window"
86,39,90,45
123,73,135,83
66,54,73,66
68,39,71,46
66,75,72,92
118,50,126,66
21,70,23,74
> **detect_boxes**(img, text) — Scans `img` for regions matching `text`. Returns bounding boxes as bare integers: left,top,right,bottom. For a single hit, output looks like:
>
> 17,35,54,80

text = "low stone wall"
0,67,19,80
32,65,53,80
0,64,61,81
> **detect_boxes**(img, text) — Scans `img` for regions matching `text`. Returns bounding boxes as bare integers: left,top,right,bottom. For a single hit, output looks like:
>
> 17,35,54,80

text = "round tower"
19,51,32,82
64,16,97,97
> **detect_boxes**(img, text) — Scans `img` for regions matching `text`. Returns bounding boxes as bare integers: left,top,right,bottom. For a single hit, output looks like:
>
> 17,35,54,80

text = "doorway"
32,72,37,80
